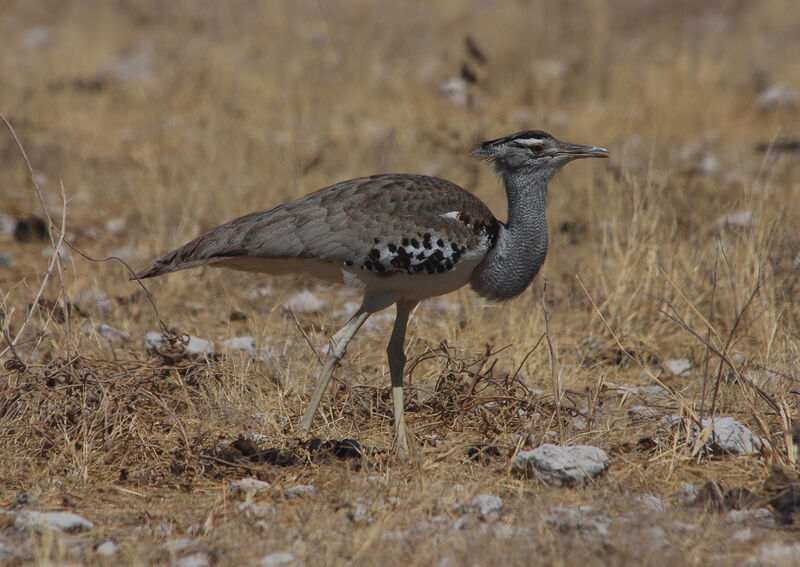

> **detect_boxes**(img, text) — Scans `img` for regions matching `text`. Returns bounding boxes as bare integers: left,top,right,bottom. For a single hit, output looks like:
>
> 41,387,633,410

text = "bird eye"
530,144,544,154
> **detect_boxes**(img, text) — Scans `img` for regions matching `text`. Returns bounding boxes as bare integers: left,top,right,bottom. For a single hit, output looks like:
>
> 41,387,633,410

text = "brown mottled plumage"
133,131,608,455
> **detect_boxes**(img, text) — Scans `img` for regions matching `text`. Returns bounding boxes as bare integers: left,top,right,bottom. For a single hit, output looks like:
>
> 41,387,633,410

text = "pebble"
727,508,776,529
757,85,798,109
144,332,215,357
222,336,257,357
259,552,295,566
628,405,657,419
15,511,93,533
104,217,127,235
160,539,198,555
716,210,755,229
647,526,669,549
283,290,326,314
41,245,71,265
544,506,611,536
441,77,469,105
0,253,14,269
172,552,210,567
455,494,503,521
96,540,120,556
85,323,131,342
638,494,665,512
733,527,752,542
513,444,610,486
284,485,318,500
230,478,271,497
678,484,700,505
657,415,769,455
665,358,691,377
748,542,800,566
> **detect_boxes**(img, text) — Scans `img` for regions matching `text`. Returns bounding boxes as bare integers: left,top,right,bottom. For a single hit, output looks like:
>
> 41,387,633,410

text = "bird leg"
387,300,419,457
297,306,371,434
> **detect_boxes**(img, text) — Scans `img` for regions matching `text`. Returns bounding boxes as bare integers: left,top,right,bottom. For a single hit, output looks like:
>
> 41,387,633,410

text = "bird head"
472,130,608,178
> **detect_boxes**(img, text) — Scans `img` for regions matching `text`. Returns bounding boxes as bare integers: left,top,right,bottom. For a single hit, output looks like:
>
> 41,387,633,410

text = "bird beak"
555,142,609,159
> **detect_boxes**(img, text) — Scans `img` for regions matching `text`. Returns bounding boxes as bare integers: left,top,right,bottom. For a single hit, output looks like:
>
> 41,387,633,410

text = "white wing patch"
515,138,545,147
439,211,460,220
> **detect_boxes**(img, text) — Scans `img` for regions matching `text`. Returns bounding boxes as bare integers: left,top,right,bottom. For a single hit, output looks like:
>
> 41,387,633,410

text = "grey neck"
470,169,552,301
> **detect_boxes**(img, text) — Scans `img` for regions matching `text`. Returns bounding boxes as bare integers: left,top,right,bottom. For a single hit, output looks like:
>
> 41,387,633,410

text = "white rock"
222,336,257,357
144,332,215,357
727,508,776,528
732,527,752,542
15,511,93,533
678,484,700,505
20,26,52,48
757,85,798,109
0,215,16,236
230,478,271,497
104,217,127,235
441,77,469,105
665,358,691,377
544,506,610,536
259,552,295,566
717,210,755,229
160,539,197,554
658,415,770,455
41,245,71,265
284,485,317,499
451,514,473,531
513,444,610,486
628,405,657,419
638,494,665,512
172,552,210,567
749,542,800,566
456,494,503,521
0,253,14,269
647,526,669,549
283,290,326,314
702,417,771,455
107,245,144,260
85,323,131,342
96,540,120,556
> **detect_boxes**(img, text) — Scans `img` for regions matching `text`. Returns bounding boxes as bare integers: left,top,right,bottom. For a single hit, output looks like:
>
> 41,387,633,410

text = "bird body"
133,130,608,454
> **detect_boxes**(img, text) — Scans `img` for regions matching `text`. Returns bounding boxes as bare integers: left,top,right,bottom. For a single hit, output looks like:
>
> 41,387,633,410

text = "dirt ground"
2,1,800,565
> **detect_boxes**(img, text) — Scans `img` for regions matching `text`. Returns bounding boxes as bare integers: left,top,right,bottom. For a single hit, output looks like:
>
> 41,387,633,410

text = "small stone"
441,77,469,105
702,417,771,455
41,245,71,265
222,336,257,357
283,291,326,314
647,526,669,549
750,542,800,565
15,511,93,533
678,484,700,505
716,210,755,229
0,214,15,235
757,85,798,109
172,552,210,567
513,444,610,487
86,323,131,342
346,502,373,525
628,405,657,419
732,527,752,542
727,508,776,529
284,485,317,500
104,217,127,235
258,552,295,566
457,494,503,521
638,494,665,512
665,358,691,377
230,478,271,497
544,506,611,536
160,539,197,555
96,540,120,556
451,514,473,531
20,26,52,48
144,332,215,358
0,253,14,269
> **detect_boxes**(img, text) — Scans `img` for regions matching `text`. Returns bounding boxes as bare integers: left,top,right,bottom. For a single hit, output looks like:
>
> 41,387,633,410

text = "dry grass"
2,0,800,565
